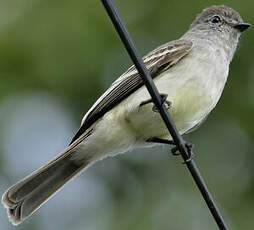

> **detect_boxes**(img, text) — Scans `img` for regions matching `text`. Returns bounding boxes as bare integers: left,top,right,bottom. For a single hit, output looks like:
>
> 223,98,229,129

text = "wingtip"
2,190,23,226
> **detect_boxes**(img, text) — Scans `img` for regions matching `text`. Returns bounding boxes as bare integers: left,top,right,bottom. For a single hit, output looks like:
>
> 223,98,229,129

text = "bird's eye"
211,16,221,24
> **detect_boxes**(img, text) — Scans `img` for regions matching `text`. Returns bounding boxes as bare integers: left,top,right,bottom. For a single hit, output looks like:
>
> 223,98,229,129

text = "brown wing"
70,39,193,144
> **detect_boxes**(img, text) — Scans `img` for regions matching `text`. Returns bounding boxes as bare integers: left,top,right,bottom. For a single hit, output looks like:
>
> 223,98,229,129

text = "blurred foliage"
0,0,253,230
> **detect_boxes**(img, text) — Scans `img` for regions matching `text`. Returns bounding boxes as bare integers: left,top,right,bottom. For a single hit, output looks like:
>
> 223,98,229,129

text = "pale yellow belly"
120,74,215,141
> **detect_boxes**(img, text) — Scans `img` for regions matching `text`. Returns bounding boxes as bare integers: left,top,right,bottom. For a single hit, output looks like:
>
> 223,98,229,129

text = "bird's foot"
140,94,171,112
171,142,195,164
146,137,194,163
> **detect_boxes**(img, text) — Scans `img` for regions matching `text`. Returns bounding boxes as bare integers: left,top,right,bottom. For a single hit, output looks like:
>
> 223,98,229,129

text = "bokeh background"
0,0,253,229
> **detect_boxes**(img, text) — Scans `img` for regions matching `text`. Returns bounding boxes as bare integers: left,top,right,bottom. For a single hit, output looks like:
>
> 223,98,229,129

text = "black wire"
100,0,229,229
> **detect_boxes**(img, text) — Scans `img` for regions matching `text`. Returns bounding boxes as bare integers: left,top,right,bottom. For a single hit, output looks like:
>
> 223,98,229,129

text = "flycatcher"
2,5,250,225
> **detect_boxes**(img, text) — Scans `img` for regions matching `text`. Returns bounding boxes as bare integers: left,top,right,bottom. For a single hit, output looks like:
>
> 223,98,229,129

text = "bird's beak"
233,23,251,32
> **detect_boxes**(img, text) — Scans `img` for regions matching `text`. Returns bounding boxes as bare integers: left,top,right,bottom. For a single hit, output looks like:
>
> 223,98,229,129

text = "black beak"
233,23,251,32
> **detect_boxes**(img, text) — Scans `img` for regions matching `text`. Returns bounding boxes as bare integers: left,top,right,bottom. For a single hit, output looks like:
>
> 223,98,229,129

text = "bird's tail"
1,142,91,225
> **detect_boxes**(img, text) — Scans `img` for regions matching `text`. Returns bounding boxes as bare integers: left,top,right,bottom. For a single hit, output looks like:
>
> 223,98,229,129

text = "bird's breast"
161,46,229,132
120,44,229,139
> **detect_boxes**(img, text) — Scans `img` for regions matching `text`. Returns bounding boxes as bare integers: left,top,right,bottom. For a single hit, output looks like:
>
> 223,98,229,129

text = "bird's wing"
70,39,193,144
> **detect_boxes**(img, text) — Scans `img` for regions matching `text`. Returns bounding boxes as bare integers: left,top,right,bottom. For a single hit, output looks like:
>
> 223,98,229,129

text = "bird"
2,5,250,225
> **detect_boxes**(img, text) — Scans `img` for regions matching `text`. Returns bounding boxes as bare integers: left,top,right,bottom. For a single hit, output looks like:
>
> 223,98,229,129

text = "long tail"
1,144,91,225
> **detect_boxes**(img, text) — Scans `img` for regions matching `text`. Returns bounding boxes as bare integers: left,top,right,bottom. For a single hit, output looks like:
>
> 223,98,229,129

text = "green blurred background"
0,0,253,229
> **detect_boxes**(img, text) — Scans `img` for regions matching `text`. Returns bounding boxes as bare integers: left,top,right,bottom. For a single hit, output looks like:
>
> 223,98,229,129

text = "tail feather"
2,148,89,225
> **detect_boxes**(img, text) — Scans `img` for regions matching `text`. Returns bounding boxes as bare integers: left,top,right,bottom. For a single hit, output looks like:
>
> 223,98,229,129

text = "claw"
152,100,171,112
140,94,172,112
171,142,195,163
171,146,180,155
183,143,195,163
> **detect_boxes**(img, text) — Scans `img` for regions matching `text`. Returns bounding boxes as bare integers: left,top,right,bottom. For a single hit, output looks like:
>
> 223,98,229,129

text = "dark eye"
211,16,221,24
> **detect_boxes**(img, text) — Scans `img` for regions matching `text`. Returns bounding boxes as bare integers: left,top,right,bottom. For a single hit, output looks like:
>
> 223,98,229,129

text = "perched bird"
2,5,250,225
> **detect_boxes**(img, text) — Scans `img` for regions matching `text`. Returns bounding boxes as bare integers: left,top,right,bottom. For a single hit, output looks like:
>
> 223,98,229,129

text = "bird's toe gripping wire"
146,137,195,163
140,93,171,112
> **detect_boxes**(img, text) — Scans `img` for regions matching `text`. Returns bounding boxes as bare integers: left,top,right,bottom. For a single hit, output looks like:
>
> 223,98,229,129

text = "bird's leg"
146,137,179,156
146,137,175,145
140,93,171,112
146,137,195,163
